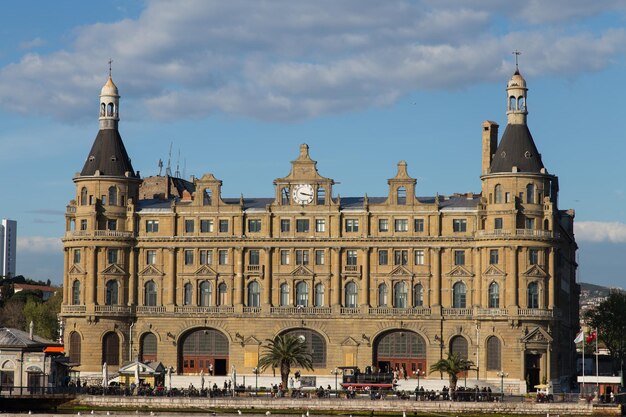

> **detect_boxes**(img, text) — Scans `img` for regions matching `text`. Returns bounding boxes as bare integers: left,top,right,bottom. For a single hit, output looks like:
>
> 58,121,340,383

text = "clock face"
292,184,314,205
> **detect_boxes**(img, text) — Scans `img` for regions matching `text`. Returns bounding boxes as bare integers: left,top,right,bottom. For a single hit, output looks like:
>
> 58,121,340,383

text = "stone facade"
61,70,578,394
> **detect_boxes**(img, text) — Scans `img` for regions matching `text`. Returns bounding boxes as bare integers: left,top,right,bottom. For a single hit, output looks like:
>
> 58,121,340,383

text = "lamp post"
253,367,259,394
331,368,340,391
497,371,508,400
413,369,422,391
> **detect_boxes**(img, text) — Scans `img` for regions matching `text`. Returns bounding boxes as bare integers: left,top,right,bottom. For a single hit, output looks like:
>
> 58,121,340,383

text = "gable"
291,265,313,276
194,264,217,276
521,326,553,344
138,264,164,277
390,265,412,276
483,264,505,277
445,265,474,278
101,264,126,275
340,336,360,347
68,265,85,275
522,264,547,278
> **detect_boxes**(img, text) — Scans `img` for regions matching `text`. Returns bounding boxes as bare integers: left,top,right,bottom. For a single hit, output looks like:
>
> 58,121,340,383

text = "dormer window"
317,187,325,205
397,187,406,205
89,156,95,162
281,187,290,205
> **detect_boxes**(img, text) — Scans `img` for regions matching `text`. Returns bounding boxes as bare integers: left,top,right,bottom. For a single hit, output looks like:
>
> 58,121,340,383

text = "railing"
517,308,553,317
66,230,134,238
340,307,360,315
368,307,431,316
442,308,474,316
243,306,262,314
61,305,86,314
246,265,263,274
135,306,166,314
343,265,360,274
94,305,132,314
476,308,509,316
174,306,234,314
476,229,558,239
270,306,332,315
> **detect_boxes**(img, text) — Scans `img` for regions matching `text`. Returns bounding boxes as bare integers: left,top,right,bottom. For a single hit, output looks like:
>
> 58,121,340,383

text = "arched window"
452,282,466,308
184,283,192,305
218,283,227,306
526,183,535,204
527,282,539,308
105,280,118,305
100,103,106,117
280,283,289,306
509,96,516,111
80,187,88,206
107,102,114,116
378,283,388,307
413,283,424,307
450,335,468,360
494,184,503,204
144,281,157,306
393,282,408,308
518,96,525,111
199,281,212,307
102,332,120,365
296,282,308,307
72,280,81,305
314,283,324,307
108,186,117,206
69,331,81,365
203,189,212,205
247,281,260,307
345,282,358,308
317,187,325,205
397,187,406,205
283,329,327,368
488,282,500,308
486,336,501,371
140,333,157,362
281,187,290,205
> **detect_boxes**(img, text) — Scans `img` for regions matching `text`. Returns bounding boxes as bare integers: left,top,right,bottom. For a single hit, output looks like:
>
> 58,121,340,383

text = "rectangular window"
453,219,467,232
395,219,408,232
280,250,290,265
315,219,326,232
219,220,229,233
80,219,88,230
249,249,260,265
378,219,389,232
219,250,229,265
394,250,408,265
107,249,118,264
200,219,214,233
346,250,357,265
73,249,81,264
280,219,290,232
529,249,539,265
185,219,194,233
200,250,213,265
248,219,262,233
107,219,117,231
505,192,511,203
490,249,499,265
295,250,309,265
414,250,424,265
296,219,309,233
494,218,503,230
146,250,156,265
454,250,465,266
414,218,424,232
184,250,194,265
146,220,159,233
525,218,535,230
379,250,388,265
315,250,325,265
345,219,359,232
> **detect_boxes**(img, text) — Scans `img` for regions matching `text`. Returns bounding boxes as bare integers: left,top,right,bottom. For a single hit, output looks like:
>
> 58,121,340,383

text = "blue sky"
1,0,625,288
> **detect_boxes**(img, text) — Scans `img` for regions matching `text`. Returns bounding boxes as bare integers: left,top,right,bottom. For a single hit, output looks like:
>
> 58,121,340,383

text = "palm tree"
429,352,474,391
258,334,314,389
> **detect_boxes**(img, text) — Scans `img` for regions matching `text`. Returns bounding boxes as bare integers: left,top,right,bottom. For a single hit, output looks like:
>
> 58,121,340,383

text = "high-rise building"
1,218,17,278
61,69,578,393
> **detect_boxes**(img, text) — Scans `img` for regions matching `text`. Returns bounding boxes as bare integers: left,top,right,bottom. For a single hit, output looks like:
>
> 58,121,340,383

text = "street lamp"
331,368,341,391
497,371,508,400
413,369,423,391
253,367,259,394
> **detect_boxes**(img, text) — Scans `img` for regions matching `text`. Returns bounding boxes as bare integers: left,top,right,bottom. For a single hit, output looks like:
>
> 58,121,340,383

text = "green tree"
429,352,474,391
0,299,26,329
257,334,314,389
584,292,626,377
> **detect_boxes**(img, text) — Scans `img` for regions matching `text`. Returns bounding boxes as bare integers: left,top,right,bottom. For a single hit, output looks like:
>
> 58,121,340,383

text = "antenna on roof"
166,142,173,176
512,49,521,71
175,148,181,178
158,159,163,176
108,58,113,77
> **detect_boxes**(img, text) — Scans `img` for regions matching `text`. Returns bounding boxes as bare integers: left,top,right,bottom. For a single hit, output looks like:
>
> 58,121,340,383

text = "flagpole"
582,329,585,397
595,328,599,396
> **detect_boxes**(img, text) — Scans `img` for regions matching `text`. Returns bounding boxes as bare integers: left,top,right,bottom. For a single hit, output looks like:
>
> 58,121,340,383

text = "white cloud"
19,37,46,50
575,221,626,243
1,1,626,122
17,236,62,253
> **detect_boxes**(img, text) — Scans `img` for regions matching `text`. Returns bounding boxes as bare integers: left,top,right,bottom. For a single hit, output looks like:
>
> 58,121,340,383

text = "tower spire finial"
512,50,521,71
108,58,113,77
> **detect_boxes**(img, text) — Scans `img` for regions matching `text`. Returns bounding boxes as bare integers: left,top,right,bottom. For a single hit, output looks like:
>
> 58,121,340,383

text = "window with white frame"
200,219,213,233
395,219,408,232
315,219,325,232
378,218,389,232
414,249,424,265
345,219,359,232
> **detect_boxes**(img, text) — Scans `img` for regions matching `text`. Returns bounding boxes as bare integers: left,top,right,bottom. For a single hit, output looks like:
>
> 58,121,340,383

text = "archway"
281,328,327,368
374,330,426,377
179,328,229,375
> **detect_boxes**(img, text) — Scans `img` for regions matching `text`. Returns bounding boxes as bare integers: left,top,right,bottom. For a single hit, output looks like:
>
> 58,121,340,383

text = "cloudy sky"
1,0,625,288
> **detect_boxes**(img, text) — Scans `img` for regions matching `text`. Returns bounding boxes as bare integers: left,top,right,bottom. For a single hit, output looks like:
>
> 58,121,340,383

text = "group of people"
412,385,496,402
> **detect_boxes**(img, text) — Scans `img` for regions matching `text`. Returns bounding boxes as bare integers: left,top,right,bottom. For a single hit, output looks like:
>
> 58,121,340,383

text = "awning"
44,346,64,353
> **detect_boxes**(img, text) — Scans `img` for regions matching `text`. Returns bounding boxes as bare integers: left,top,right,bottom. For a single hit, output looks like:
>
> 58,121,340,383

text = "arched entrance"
179,328,229,375
374,330,426,377
281,328,327,368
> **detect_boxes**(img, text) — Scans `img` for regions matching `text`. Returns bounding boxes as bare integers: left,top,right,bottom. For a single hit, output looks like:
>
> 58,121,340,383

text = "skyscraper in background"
1,219,17,278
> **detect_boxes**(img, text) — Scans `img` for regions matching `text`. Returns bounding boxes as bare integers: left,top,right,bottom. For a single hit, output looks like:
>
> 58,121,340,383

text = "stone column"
473,248,482,307
361,247,370,308
431,248,441,306
63,248,69,304
236,248,244,306
548,248,555,309
168,248,177,306
332,247,341,307
506,246,518,308
546,346,551,382
128,248,136,306
89,247,98,305
263,247,273,308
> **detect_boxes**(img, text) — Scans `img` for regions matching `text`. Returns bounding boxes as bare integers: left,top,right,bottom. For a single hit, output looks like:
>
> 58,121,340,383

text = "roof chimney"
481,121,499,175
29,321,34,340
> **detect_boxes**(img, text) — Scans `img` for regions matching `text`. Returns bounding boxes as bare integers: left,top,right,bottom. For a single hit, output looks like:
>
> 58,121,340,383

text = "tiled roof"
490,124,544,173
80,129,137,177
0,327,60,348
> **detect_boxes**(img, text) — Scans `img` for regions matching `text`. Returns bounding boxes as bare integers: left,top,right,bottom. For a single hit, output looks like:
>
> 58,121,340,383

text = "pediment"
445,265,474,277
483,265,505,277
244,336,262,346
68,264,85,275
138,264,164,277
390,265,412,276
522,326,553,344
194,264,217,276
101,263,126,275
291,265,313,276
522,264,547,277
340,336,360,347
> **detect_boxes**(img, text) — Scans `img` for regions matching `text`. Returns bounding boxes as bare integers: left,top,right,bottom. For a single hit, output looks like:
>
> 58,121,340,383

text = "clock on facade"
292,183,314,205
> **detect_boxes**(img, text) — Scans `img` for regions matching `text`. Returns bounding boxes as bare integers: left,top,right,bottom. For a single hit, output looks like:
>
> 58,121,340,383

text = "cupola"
99,74,120,130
